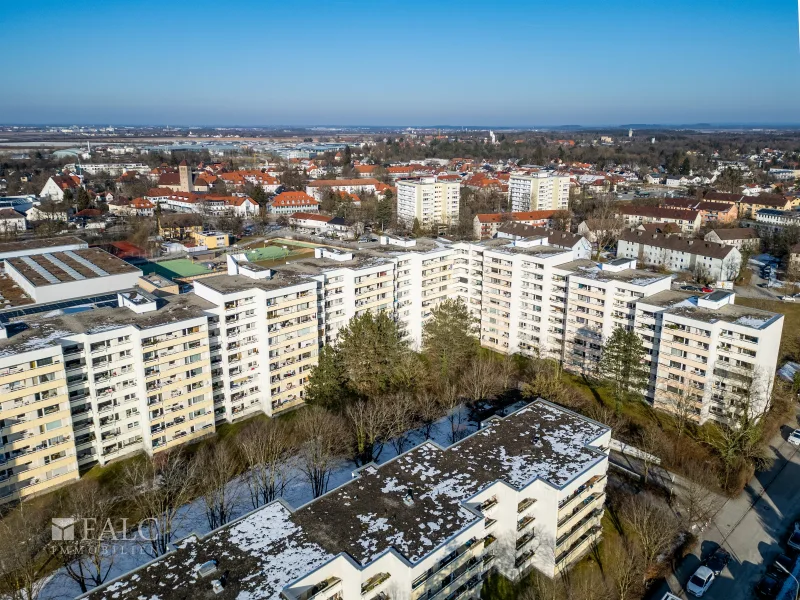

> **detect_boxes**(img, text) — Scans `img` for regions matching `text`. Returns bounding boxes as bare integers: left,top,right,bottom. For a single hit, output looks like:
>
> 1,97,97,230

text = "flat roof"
86,400,608,600
0,273,34,308
6,248,140,288
639,290,782,329
0,292,215,359
559,261,671,285
0,236,87,255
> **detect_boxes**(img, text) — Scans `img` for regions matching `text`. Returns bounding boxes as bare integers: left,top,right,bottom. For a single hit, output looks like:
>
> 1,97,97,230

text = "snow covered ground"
40,404,487,600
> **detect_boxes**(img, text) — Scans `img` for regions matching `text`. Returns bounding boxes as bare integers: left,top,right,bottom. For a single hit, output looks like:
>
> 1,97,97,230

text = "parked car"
681,285,701,292
703,547,731,575
687,566,715,597
782,296,797,302
788,429,800,446
700,286,714,293
767,553,795,580
755,574,782,599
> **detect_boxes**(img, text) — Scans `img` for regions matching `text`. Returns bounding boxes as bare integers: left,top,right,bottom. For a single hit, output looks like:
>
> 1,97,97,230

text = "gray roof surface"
86,400,609,600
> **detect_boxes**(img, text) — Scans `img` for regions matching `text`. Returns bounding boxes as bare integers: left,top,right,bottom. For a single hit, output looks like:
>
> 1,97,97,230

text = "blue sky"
2,0,799,126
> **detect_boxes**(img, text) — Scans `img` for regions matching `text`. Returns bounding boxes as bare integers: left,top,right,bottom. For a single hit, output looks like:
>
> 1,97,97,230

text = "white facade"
636,290,782,425
508,173,570,212
617,233,742,282
396,176,461,228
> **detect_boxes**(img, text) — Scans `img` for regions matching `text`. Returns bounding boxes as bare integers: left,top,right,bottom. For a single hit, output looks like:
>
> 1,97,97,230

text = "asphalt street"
659,419,800,600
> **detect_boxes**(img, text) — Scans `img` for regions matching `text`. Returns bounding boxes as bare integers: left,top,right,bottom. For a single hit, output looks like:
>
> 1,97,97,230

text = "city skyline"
3,0,799,126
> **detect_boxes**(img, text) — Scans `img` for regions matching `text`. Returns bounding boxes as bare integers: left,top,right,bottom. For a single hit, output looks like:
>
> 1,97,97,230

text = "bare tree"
636,428,662,486
236,419,294,509
122,449,197,557
194,442,241,530
0,502,54,600
677,468,724,532
603,536,645,600
461,356,504,403
621,493,680,581
297,407,347,498
436,381,465,443
386,393,415,454
413,390,442,440
51,481,118,593
655,378,700,441
345,399,394,466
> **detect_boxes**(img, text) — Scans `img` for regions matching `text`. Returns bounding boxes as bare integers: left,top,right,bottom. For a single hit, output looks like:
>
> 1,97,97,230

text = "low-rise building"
84,399,611,600
755,208,800,230
191,231,230,249
474,211,557,239
704,228,760,250
40,175,81,202
618,206,701,233
306,178,380,201
661,198,738,225
289,213,353,237
269,191,320,215
616,229,741,282
0,209,26,232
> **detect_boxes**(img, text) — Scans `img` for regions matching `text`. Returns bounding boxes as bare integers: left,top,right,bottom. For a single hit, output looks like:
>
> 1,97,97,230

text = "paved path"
657,416,800,600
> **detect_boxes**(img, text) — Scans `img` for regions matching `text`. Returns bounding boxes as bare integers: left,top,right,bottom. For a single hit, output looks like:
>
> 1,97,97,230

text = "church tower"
179,160,193,193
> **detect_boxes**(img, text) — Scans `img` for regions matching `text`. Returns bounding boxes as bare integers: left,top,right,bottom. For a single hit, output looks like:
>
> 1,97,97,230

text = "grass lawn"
735,296,798,361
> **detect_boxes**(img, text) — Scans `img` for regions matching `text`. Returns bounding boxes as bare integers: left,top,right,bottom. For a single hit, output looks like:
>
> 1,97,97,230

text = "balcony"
558,475,605,511
360,572,390,596
556,525,602,566
412,537,480,590
517,497,536,513
517,515,535,532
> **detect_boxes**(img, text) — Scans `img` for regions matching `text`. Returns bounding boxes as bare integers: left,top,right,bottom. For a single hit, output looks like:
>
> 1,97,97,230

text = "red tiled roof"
306,178,380,188
271,191,319,207
291,212,332,222
476,210,557,224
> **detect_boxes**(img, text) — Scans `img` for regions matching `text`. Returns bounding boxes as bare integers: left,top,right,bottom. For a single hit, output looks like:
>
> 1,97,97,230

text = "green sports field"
141,259,213,279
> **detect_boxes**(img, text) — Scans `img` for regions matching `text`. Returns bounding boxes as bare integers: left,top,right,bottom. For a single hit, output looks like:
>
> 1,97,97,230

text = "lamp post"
776,562,799,600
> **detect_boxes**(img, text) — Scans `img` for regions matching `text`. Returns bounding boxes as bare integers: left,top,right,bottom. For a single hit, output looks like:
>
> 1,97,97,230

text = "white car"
687,565,715,597
789,429,800,447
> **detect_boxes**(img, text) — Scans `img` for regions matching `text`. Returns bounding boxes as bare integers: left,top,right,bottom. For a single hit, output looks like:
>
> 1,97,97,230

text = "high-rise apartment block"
508,173,571,212
85,400,612,600
0,234,782,505
396,176,461,228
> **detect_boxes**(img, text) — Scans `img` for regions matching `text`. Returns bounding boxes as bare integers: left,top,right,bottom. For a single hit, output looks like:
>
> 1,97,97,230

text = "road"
658,418,800,600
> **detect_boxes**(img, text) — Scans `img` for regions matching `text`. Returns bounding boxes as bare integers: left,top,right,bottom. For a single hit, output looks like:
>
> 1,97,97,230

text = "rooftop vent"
402,490,415,507
211,580,224,595
198,560,218,578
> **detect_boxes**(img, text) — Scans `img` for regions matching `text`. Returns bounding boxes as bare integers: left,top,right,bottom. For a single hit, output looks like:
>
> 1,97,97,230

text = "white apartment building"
617,229,742,282
508,173,570,212
0,290,216,504
618,206,701,234
65,163,149,176
84,400,612,600
635,289,782,424
396,176,461,228
0,232,783,504
560,258,673,375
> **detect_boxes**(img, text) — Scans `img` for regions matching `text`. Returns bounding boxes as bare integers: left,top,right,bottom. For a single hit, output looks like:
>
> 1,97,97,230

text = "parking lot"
664,419,800,599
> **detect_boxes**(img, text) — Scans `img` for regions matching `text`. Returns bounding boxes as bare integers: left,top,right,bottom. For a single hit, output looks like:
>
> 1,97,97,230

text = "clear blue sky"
3,0,799,126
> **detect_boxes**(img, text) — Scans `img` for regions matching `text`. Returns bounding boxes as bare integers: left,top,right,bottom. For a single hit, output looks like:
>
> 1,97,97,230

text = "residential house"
108,198,155,217
576,218,623,245
305,178,380,200
618,206,701,233
495,223,592,259
738,195,791,218
268,191,320,215
40,175,81,201
616,229,741,281
474,211,557,239
704,228,760,251
661,198,738,225
289,212,354,238
0,209,26,232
